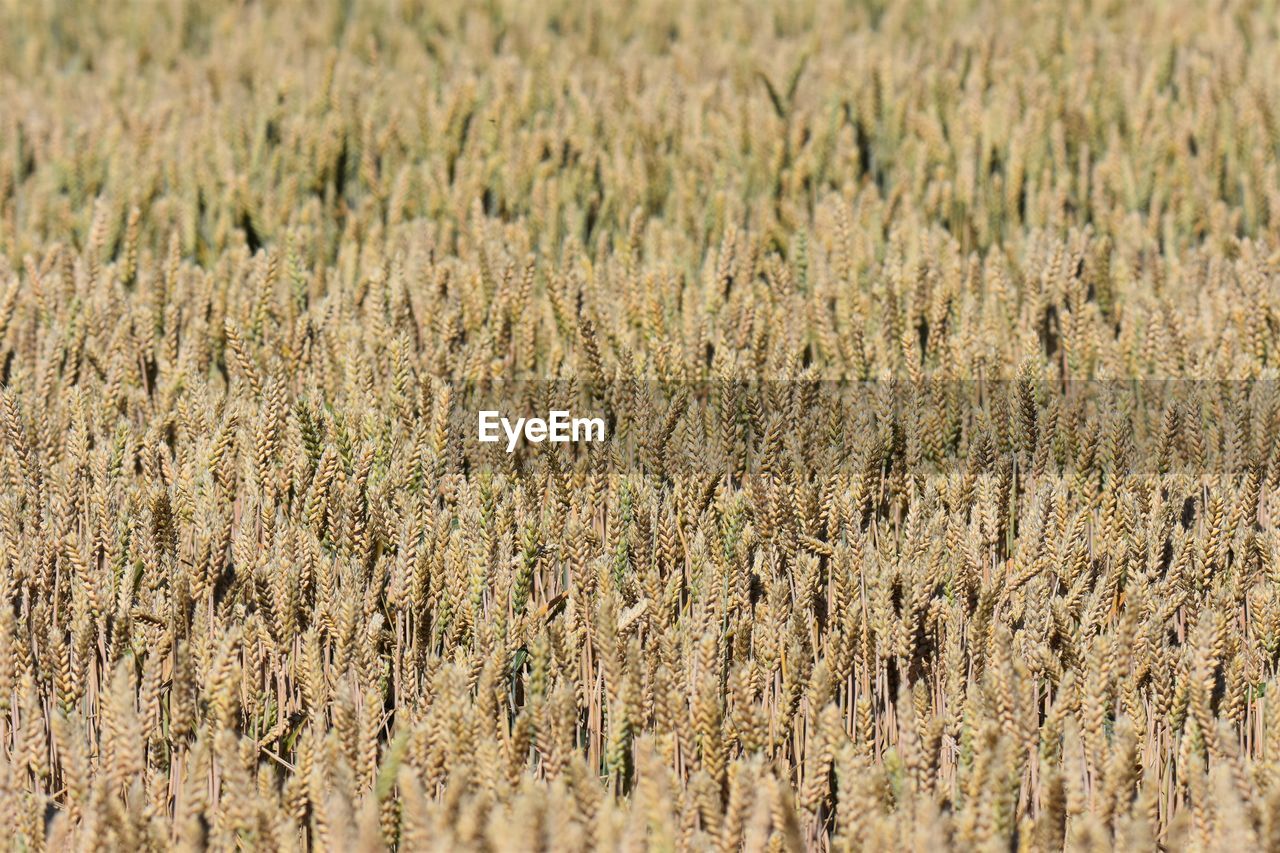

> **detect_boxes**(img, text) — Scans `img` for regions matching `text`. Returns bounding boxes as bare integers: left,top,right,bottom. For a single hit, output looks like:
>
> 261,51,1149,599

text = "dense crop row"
2,0,1280,849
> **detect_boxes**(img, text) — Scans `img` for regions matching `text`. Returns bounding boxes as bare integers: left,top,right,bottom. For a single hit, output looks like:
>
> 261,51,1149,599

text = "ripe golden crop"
0,0,1279,849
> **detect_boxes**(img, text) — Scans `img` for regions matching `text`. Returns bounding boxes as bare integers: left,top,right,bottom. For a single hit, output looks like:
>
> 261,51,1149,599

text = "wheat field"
2,0,1280,849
